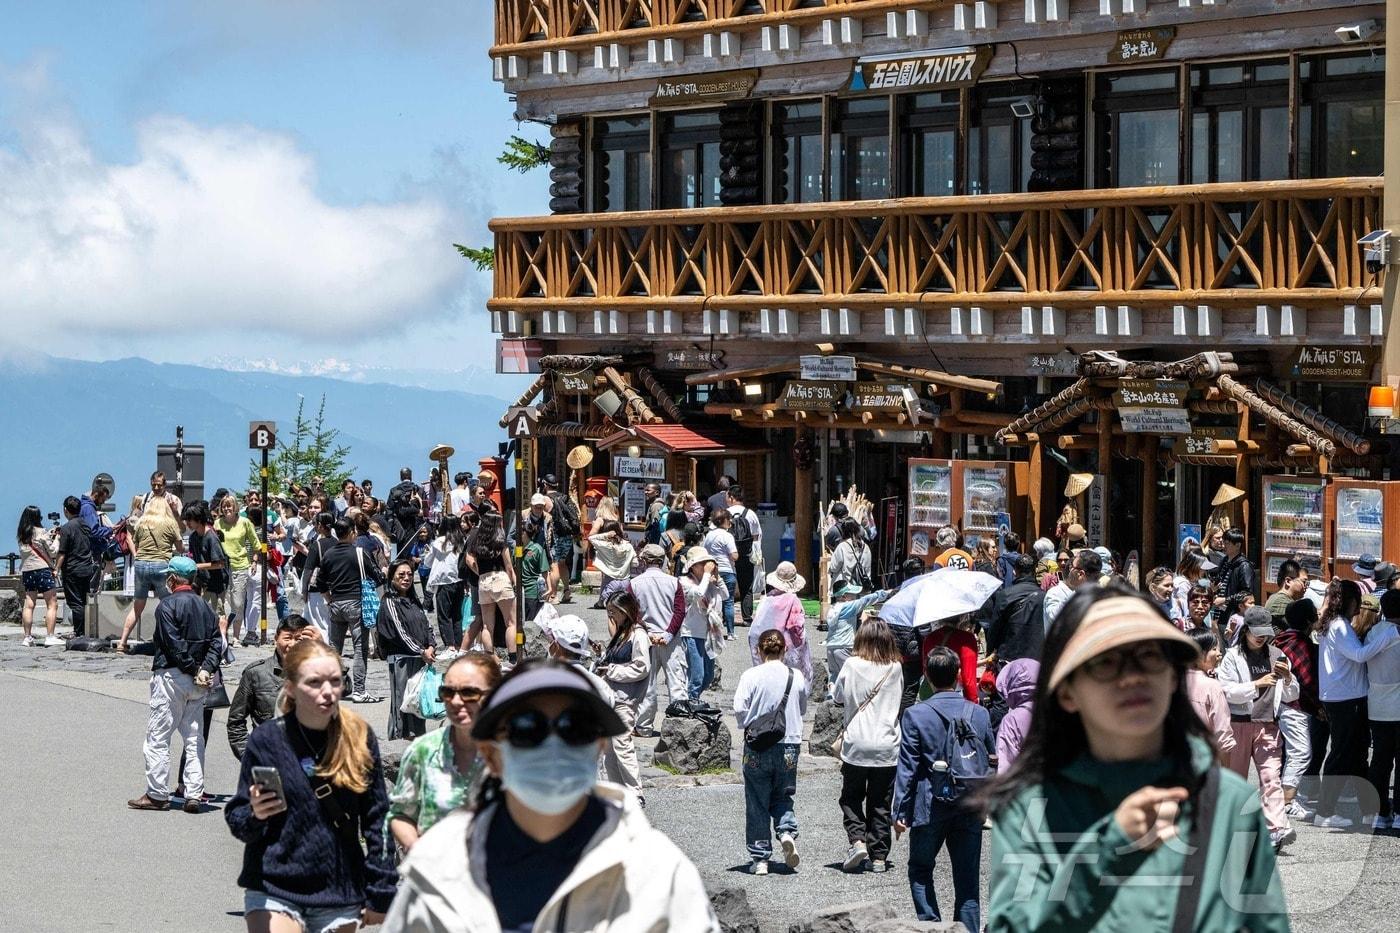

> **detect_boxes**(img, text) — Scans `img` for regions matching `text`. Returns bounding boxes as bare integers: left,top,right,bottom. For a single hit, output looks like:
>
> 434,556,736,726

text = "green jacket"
521,541,550,599
988,738,1289,932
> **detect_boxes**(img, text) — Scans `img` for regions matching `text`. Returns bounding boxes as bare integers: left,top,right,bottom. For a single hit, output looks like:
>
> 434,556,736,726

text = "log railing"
488,178,1382,312
494,0,926,54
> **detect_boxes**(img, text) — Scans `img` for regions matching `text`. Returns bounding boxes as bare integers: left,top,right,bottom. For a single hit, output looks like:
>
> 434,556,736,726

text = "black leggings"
434,580,465,647
1369,720,1400,818
1319,697,1370,817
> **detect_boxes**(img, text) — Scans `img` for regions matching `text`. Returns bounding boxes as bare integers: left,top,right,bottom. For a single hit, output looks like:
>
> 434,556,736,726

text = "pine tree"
249,395,355,494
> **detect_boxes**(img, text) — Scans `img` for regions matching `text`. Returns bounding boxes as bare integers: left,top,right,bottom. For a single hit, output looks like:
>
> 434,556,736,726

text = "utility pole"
249,421,277,646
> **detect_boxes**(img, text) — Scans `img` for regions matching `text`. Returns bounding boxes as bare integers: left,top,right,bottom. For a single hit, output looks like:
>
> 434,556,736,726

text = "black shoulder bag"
1170,765,1220,933
744,668,794,752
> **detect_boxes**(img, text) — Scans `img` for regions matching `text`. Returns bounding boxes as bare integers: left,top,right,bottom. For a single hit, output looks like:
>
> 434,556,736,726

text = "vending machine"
955,460,1029,552
1325,479,1400,580
1260,475,1326,594
907,458,956,566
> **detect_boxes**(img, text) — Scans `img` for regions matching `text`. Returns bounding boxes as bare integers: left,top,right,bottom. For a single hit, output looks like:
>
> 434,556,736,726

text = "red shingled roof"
598,423,768,454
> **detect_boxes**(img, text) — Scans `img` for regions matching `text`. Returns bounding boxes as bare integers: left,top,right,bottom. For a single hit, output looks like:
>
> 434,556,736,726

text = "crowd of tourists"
22,465,1394,930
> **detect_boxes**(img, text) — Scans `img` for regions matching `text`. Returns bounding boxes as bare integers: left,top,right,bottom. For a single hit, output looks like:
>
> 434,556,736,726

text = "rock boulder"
810,658,829,699
865,921,966,933
0,589,19,626
653,716,731,773
808,700,843,758
709,887,760,933
791,901,897,933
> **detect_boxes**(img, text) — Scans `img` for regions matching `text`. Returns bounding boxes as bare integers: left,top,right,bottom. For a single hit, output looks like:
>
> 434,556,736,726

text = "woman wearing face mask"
225,639,397,933
383,659,718,932
982,585,1287,932
1217,607,1299,849
387,651,502,851
1184,628,1236,763
596,592,652,801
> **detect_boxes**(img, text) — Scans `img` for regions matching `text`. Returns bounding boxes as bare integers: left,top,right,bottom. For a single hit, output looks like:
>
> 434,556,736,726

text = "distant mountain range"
0,355,519,538
203,356,510,396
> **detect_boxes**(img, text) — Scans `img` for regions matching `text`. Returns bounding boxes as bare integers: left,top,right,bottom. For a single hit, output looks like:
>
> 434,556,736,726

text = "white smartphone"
251,766,284,799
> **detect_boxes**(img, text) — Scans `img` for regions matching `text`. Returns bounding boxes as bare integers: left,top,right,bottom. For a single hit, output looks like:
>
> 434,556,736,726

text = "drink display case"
1325,479,1400,580
1260,475,1325,593
955,460,1028,551
907,458,955,563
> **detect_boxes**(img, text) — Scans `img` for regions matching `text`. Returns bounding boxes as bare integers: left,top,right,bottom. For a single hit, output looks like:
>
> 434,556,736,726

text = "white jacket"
1368,636,1400,721
832,657,902,767
383,783,718,933
1217,645,1299,720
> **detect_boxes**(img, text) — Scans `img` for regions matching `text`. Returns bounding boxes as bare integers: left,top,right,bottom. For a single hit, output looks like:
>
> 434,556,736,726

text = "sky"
0,0,547,387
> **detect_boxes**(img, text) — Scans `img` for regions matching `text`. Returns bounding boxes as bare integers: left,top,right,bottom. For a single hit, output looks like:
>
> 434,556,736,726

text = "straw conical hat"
566,445,595,470
429,443,455,461
1211,483,1246,507
1064,473,1094,498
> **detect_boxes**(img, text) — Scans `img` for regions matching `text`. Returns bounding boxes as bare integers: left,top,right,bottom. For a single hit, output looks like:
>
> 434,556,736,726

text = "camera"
47,512,60,522
1336,21,1379,44
1360,229,1392,275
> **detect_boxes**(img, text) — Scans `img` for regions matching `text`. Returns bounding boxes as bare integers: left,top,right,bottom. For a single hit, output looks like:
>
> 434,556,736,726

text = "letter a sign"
249,421,277,450
506,406,539,440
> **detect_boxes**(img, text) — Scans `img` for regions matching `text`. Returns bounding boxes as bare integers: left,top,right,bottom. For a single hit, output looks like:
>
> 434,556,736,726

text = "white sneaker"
869,859,889,873
1270,827,1297,849
842,841,868,873
44,636,62,647
750,859,768,875
1284,801,1315,822
778,832,800,869
21,636,34,647
1315,814,1355,830
1372,815,1393,831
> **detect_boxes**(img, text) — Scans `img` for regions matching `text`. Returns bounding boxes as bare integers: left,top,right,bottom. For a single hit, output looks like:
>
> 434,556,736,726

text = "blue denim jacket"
893,691,995,827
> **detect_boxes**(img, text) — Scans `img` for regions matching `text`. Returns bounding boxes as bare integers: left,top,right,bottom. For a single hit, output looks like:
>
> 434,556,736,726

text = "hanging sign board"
1172,426,1236,456
650,69,758,107
1087,475,1106,543
505,406,540,440
850,383,911,413
799,354,857,381
1289,345,1378,382
1026,351,1079,377
1113,380,1190,408
1108,27,1177,64
554,370,594,395
1120,407,1192,434
249,421,277,450
613,456,666,481
779,380,845,412
660,348,725,372
621,481,673,525
847,46,993,93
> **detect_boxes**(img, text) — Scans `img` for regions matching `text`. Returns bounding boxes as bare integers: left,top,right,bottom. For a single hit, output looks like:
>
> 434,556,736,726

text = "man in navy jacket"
893,647,995,931
128,556,222,814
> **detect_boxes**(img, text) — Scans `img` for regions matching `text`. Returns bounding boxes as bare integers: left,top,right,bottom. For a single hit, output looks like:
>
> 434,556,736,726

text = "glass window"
772,99,824,203
968,85,1036,194
1188,60,1289,183
659,110,723,209
1300,52,1384,178
1097,71,1180,187
1104,71,1178,94
1324,101,1383,176
1256,107,1289,180
590,116,651,212
901,91,958,196
1118,110,1180,186
831,98,891,200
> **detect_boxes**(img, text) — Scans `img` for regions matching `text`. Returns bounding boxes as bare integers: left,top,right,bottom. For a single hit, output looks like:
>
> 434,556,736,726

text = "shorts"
479,570,514,604
551,537,574,562
133,560,172,599
22,569,56,593
243,890,361,933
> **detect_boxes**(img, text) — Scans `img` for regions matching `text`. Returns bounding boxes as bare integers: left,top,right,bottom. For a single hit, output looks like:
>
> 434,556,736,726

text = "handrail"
489,177,1382,231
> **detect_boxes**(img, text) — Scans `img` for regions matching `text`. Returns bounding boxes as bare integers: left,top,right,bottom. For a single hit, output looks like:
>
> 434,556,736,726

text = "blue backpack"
930,706,990,803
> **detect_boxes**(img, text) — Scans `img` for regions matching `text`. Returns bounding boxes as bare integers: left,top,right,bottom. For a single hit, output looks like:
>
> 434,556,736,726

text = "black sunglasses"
438,685,487,704
504,707,604,748
1080,643,1171,683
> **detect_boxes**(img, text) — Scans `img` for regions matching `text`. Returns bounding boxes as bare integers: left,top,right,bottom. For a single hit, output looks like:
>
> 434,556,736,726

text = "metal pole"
512,438,525,658
1384,0,1400,387
260,447,269,646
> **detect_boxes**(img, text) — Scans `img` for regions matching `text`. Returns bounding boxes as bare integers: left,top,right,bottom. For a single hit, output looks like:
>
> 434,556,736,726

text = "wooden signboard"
554,371,594,395
1120,407,1191,435
1172,426,1236,456
779,380,845,412
1290,345,1378,382
848,46,993,93
1113,380,1189,408
1027,351,1079,377
1109,27,1176,64
613,456,666,481
660,348,725,371
851,383,910,412
650,69,758,107
799,354,857,381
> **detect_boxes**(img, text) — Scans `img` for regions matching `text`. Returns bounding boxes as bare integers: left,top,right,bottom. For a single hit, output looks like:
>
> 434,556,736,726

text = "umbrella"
893,569,1002,626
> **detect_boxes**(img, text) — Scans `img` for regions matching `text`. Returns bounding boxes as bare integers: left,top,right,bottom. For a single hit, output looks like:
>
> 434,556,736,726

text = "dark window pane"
914,129,956,195
971,124,1012,194
1254,62,1290,83
1326,54,1385,77
1324,101,1383,175
1257,107,1289,180
1206,66,1244,85
1297,105,1313,179
1117,110,1179,186
1215,109,1242,183
1105,70,1178,94
1191,112,1209,184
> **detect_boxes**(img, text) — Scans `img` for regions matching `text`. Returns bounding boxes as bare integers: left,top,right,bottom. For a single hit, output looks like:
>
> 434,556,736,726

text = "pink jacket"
1186,669,1237,757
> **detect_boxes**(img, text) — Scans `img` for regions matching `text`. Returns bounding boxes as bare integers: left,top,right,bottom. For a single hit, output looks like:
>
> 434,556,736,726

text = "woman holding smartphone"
226,639,397,933
385,658,716,932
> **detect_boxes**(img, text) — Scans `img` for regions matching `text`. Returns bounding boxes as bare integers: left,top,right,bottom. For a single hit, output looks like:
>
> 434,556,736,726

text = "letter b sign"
249,421,277,450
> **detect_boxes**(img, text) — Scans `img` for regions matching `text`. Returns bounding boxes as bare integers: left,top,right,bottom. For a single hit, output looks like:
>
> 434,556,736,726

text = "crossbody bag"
830,666,895,757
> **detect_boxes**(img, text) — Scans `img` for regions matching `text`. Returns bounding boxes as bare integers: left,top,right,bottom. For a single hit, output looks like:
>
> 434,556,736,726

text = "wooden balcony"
489,179,1382,321
494,0,915,54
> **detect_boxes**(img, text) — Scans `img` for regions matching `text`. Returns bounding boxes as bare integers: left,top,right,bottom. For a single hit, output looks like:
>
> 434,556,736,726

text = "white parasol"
892,569,1003,626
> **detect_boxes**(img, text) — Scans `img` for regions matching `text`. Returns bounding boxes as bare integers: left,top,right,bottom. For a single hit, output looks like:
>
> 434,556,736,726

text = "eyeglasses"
438,685,487,704
503,707,604,748
1079,643,1171,682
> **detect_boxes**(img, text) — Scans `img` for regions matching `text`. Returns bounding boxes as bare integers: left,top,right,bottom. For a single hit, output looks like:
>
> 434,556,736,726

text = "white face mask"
498,735,600,815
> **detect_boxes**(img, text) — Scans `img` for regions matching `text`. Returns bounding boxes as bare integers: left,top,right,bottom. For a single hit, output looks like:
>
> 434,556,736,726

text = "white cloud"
0,111,472,342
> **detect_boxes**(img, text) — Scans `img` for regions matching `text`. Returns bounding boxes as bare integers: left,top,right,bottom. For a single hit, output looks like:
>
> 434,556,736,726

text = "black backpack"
930,705,991,802
731,508,754,555
551,493,580,537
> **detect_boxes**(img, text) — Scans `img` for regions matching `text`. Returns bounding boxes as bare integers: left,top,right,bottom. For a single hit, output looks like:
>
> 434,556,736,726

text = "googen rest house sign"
848,46,992,93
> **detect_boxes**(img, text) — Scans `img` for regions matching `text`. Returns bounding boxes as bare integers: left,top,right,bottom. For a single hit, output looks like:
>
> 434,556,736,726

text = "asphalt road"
3,608,1400,932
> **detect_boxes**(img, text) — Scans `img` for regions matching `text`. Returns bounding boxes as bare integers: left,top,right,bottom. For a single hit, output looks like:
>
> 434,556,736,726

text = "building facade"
486,0,1389,585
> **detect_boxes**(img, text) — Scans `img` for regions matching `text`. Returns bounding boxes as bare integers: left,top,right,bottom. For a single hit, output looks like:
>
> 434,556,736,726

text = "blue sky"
0,1,547,384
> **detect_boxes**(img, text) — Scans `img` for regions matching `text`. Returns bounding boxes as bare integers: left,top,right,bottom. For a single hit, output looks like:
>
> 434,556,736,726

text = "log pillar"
1097,414,1113,546
1028,440,1045,543
794,427,814,596
1142,440,1158,572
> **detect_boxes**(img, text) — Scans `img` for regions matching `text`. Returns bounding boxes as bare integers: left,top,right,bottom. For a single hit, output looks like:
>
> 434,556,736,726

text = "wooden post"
1384,0,1400,389
794,427,814,597
1098,414,1113,546
1142,439,1158,571
1237,407,1252,544
1028,440,1044,543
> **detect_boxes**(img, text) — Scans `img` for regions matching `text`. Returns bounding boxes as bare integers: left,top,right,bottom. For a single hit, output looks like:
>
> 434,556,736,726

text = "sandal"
114,643,128,654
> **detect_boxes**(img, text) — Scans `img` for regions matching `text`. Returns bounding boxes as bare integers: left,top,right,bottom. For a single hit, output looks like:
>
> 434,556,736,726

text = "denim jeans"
907,802,983,930
683,635,715,701
327,598,367,694
743,742,799,860
719,571,738,636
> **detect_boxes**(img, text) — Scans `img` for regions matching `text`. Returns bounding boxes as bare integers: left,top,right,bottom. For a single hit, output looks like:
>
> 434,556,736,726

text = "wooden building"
485,1,1391,585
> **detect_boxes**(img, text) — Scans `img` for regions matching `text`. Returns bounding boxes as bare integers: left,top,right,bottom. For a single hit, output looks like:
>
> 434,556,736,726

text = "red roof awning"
597,423,768,456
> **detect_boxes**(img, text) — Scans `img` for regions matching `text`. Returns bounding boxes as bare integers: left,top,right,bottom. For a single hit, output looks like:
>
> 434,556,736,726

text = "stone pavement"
2,599,1399,931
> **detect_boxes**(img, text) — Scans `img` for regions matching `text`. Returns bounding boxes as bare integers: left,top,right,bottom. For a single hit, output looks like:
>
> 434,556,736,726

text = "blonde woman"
116,496,183,653
225,639,396,932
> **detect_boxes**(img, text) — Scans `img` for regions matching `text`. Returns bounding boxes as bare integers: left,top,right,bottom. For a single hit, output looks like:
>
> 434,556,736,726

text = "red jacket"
920,627,979,702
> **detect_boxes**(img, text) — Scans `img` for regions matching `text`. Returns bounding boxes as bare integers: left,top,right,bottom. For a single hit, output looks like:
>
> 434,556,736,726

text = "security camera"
1009,97,1036,120
1336,21,1379,44
1360,229,1392,274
